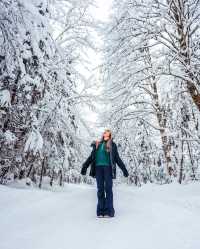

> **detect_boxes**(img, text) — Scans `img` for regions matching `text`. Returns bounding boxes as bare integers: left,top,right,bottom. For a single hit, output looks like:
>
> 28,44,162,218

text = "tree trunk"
50,168,55,187
186,83,200,111
168,0,200,111
39,158,45,189
144,47,173,176
59,169,63,186
178,139,184,184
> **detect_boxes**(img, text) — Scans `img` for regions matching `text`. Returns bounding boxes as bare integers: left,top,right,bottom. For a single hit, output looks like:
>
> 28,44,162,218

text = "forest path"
1,182,200,249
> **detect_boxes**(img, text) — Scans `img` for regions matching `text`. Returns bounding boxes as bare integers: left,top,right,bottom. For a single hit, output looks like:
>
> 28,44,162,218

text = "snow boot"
97,215,104,218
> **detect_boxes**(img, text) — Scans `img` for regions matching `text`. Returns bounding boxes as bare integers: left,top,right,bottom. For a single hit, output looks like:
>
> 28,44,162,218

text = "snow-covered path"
1,182,200,249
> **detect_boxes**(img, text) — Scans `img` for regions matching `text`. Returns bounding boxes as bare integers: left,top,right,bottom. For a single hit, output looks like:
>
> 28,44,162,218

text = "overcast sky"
92,0,113,21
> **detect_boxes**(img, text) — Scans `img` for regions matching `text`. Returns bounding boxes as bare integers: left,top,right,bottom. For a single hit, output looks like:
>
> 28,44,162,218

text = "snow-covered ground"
1,181,200,249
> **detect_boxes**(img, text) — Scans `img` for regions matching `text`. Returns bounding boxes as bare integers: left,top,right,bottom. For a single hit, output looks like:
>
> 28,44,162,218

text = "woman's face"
103,131,111,141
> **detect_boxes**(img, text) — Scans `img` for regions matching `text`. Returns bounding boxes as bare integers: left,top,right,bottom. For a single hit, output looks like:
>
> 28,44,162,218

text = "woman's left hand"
123,170,129,177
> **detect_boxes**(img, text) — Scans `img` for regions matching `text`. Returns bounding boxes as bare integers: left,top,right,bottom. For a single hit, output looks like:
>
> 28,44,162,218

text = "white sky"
92,0,113,21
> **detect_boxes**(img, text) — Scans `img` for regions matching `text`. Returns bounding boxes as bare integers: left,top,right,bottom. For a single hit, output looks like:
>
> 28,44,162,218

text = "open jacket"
81,139,129,179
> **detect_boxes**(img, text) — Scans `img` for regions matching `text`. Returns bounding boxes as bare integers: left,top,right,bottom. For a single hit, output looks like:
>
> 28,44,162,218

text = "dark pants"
95,165,115,216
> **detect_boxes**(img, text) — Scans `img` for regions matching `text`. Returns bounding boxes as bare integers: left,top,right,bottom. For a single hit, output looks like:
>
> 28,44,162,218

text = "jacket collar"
90,138,114,148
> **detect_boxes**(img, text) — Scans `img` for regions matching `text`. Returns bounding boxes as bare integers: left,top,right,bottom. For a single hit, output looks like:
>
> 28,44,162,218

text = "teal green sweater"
95,141,110,166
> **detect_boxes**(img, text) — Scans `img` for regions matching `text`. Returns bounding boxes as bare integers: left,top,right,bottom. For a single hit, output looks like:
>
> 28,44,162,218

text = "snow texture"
0,89,11,108
0,182,200,249
24,129,43,155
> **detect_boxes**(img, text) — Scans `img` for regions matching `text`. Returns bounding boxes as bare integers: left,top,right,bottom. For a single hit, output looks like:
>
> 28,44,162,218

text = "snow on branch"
24,128,43,156
0,89,11,108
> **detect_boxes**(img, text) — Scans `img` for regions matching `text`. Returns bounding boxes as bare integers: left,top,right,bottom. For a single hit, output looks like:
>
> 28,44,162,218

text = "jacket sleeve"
80,148,95,175
114,144,129,177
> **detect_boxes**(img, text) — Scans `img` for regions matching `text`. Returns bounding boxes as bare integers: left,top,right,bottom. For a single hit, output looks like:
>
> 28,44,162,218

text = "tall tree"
101,0,200,184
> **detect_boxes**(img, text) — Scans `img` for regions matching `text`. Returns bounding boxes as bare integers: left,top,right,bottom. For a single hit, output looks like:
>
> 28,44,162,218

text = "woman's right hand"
95,140,100,149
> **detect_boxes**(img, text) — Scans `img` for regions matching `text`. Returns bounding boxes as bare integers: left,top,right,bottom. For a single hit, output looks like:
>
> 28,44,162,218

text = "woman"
81,129,129,218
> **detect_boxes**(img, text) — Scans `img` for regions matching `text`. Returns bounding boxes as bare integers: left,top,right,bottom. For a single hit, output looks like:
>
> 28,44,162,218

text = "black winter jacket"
81,139,129,179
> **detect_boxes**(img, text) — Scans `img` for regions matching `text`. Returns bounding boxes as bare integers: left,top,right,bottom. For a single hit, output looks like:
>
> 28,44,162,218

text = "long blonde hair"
96,129,112,152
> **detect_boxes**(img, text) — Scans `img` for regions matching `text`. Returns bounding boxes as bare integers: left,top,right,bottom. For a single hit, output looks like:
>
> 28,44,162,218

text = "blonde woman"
81,129,129,218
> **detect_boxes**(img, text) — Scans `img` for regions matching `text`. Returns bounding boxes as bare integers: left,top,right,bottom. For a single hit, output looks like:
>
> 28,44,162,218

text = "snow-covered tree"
0,0,95,186
101,0,200,185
